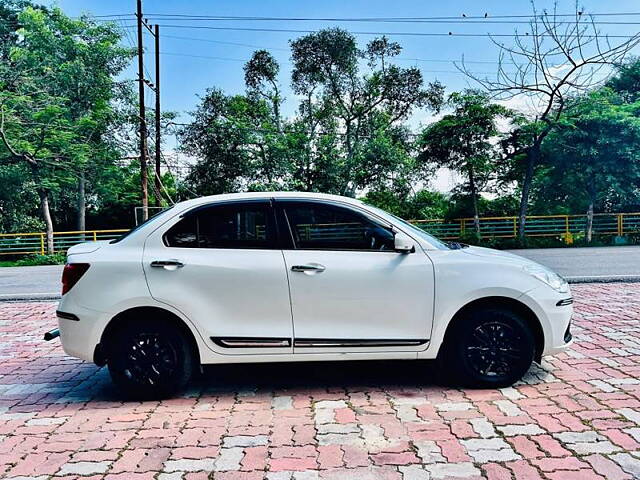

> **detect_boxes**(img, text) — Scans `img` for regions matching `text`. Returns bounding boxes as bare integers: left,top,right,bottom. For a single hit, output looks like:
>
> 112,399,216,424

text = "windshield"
366,205,450,250
110,207,174,244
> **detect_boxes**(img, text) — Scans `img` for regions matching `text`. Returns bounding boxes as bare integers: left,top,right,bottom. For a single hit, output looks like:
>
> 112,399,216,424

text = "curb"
0,293,60,302
566,275,640,284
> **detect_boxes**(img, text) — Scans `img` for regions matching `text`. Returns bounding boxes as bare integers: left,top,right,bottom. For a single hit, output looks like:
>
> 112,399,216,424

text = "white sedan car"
50,192,573,398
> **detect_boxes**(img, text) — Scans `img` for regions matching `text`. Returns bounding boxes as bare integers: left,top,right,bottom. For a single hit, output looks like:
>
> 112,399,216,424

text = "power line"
142,12,640,21
159,51,246,62
69,11,640,21
70,11,640,30
139,16,640,27
4,16,640,38
147,32,538,66
79,14,135,18
158,33,289,52
115,23,640,39
157,50,508,74
7,10,640,26
158,49,515,67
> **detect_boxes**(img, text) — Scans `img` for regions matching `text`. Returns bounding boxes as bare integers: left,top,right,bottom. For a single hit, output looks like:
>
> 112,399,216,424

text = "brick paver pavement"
1,283,640,479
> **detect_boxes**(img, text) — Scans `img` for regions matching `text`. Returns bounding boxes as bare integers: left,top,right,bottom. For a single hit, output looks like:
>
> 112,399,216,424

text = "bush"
5,253,66,267
458,233,633,250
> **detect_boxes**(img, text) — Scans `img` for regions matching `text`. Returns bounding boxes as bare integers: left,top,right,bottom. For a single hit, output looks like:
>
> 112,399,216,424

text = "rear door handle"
291,263,326,273
150,259,184,270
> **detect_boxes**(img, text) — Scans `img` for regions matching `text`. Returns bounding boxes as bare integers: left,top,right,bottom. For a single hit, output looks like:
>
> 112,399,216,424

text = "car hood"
67,240,109,256
459,245,542,268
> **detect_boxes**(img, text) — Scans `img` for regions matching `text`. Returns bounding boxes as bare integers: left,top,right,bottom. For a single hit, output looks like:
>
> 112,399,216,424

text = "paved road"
0,246,638,300
0,264,63,301
506,245,640,281
1,284,640,478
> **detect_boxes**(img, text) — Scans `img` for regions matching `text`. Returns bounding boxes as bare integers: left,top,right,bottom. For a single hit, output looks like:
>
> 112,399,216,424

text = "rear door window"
164,202,276,249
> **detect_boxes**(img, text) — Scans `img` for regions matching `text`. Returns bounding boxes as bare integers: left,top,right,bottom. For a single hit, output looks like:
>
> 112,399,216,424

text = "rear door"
143,200,294,355
276,199,435,354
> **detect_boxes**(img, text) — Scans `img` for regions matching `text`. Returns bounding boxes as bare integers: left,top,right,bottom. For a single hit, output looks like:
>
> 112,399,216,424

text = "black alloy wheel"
108,319,194,399
437,307,535,388
122,333,179,386
465,321,525,378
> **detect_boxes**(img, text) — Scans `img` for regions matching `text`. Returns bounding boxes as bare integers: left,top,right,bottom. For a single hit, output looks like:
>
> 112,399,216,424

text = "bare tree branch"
455,0,640,241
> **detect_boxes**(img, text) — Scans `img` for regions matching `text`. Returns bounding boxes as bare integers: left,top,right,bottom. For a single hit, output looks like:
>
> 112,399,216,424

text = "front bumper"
519,286,573,356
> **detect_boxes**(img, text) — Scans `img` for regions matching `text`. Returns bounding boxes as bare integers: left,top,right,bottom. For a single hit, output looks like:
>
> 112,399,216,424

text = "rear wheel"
107,319,194,399
437,307,535,388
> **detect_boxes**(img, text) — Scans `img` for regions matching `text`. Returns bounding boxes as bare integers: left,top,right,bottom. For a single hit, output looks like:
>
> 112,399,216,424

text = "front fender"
419,286,533,359
418,248,547,359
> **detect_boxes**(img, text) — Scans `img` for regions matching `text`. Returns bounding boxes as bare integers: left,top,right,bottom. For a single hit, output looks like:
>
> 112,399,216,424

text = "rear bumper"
519,286,573,356
57,295,108,363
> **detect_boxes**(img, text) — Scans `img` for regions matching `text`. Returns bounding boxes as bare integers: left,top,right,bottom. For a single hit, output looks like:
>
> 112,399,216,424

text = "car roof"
176,191,365,209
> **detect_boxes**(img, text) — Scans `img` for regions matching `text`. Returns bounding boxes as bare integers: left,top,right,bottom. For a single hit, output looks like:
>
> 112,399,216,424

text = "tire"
437,307,535,388
107,318,194,399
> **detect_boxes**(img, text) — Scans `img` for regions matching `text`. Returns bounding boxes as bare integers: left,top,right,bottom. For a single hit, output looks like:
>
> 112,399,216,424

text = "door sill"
211,337,291,348
210,337,428,349
294,338,428,348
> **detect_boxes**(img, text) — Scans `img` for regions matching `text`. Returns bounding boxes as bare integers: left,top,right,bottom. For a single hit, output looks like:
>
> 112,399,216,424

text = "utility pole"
136,0,149,221
154,24,161,208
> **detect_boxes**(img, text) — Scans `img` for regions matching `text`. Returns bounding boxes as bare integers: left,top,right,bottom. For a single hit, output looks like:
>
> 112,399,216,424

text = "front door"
276,200,435,354
143,200,293,355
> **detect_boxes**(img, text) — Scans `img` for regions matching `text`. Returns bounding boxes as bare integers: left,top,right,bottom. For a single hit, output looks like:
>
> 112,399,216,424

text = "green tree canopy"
543,89,640,241
417,91,511,232
0,4,133,248
180,28,444,198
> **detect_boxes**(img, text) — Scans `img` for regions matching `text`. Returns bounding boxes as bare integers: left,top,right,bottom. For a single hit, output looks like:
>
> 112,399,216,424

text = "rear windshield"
110,207,174,244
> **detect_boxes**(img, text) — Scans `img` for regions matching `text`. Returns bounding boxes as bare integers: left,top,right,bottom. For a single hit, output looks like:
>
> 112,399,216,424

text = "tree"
181,29,443,198
460,2,640,241
244,49,282,131
417,92,510,233
0,5,133,248
0,162,42,232
0,1,30,60
289,29,443,195
608,58,640,102
179,89,289,194
363,188,450,220
544,89,640,242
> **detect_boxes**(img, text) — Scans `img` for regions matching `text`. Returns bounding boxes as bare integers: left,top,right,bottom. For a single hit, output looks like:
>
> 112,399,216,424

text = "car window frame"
275,199,398,253
163,199,280,250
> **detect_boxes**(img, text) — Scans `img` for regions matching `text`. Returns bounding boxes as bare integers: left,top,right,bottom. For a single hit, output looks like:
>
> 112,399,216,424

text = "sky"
41,0,640,191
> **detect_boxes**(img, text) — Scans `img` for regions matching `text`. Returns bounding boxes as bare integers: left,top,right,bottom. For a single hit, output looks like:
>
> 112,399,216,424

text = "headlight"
524,264,569,293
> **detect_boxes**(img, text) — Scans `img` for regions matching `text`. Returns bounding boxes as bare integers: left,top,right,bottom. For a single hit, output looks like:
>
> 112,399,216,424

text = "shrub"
13,253,66,266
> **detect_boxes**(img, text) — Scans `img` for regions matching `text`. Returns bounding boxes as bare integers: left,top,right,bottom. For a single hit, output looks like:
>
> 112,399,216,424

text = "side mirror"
394,231,415,253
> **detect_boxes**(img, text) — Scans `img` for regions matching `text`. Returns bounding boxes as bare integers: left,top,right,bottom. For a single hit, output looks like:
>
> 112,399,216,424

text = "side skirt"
211,337,291,348
211,337,428,349
294,339,428,348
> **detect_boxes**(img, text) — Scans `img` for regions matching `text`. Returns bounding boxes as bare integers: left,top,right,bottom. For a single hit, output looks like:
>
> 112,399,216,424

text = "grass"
0,253,66,267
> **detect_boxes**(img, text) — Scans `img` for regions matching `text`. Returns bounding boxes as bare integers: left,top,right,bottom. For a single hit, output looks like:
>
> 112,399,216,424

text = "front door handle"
150,259,185,270
291,263,326,274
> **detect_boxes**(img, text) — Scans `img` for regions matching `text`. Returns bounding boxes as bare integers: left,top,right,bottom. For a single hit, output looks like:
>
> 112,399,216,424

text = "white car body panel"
282,248,434,354
57,191,573,368
142,243,294,355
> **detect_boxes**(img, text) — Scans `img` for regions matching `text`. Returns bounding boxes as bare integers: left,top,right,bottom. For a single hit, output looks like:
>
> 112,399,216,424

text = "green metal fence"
412,213,640,240
0,229,128,256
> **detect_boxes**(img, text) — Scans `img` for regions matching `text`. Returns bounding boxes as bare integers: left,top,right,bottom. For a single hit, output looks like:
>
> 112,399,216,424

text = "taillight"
62,263,90,295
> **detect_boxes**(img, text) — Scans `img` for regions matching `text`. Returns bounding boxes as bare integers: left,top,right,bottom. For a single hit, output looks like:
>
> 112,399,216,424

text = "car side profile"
51,192,573,398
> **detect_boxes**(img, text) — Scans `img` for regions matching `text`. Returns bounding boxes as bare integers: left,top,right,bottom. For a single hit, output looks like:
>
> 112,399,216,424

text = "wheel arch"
94,306,202,367
439,296,545,363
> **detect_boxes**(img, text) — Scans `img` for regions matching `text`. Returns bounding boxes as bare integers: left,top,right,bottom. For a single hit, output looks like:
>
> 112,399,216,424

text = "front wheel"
437,308,535,388
107,319,194,399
